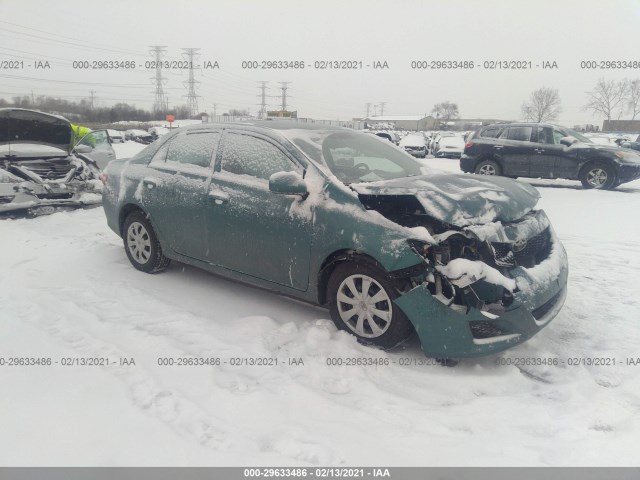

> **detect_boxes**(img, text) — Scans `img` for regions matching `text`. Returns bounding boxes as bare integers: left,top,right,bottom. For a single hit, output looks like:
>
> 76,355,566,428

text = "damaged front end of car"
0,108,102,216
355,179,568,358
0,157,102,216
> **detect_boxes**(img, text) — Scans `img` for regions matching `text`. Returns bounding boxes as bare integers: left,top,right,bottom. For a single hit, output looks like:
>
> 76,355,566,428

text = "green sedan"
101,121,568,358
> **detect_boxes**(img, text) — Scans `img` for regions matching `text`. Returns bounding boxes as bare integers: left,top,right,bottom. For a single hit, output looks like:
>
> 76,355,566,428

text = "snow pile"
437,258,517,290
1,149,640,467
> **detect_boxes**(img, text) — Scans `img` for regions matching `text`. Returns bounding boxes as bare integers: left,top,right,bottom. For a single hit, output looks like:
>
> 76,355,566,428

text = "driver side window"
221,133,294,180
552,129,566,144
537,127,554,145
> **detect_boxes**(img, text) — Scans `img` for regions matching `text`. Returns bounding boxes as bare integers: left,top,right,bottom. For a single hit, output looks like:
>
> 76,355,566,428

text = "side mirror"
560,136,578,147
269,171,308,196
74,144,93,153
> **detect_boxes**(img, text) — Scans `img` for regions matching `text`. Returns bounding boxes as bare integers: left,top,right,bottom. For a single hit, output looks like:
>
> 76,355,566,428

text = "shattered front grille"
15,160,75,181
491,228,551,268
514,228,551,268
469,321,504,339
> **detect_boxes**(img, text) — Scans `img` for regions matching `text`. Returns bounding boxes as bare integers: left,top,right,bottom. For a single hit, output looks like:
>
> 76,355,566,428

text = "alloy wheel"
587,168,608,187
478,164,496,175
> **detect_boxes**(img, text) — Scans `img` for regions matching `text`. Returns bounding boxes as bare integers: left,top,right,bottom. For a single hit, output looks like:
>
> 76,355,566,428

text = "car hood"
0,108,72,157
351,173,540,227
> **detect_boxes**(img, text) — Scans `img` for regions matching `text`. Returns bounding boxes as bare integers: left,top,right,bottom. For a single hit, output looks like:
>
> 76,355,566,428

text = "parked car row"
106,127,172,145
461,122,640,189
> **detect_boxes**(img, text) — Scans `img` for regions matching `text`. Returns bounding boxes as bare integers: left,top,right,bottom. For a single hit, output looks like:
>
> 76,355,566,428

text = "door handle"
143,177,158,189
493,145,503,150
534,149,545,154
208,189,229,205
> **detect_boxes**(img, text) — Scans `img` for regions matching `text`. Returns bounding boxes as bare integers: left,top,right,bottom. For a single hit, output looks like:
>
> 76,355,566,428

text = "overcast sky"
1,0,640,127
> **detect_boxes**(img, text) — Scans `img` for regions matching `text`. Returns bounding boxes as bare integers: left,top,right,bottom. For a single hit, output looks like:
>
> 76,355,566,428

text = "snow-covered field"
1,143,639,466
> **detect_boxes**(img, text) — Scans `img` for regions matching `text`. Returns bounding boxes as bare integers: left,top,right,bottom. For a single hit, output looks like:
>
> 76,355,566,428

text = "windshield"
320,132,423,184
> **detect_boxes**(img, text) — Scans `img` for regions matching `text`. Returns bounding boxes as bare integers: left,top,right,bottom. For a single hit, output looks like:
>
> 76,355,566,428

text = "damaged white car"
0,108,113,216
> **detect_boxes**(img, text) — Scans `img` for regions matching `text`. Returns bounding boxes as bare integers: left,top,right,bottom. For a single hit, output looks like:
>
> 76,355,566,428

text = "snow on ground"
1,147,639,466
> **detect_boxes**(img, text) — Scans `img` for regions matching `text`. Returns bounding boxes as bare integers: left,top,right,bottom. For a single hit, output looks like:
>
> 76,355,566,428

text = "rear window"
479,126,502,138
502,126,533,142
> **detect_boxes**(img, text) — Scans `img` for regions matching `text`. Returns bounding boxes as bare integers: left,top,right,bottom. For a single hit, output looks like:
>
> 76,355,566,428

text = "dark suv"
461,123,640,189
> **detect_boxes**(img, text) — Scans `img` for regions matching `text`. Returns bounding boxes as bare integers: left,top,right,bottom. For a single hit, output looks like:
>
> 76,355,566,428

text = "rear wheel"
474,159,502,176
327,262,413,349
580,162,616,189
123,211,170,273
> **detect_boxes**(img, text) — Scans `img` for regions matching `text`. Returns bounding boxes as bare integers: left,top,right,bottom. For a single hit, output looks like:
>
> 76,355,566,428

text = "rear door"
496,126,534,176
528,126,558,178
141,130,220,260
203,129,313,291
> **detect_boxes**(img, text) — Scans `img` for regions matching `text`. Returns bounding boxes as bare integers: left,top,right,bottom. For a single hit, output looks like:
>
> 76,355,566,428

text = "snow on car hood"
351,173,540,227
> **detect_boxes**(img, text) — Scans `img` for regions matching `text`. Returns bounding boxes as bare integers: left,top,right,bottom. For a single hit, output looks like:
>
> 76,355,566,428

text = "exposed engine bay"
358,193,553,321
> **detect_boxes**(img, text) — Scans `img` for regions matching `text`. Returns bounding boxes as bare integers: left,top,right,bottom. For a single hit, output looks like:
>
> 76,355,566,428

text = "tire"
123,211,170,273
327,261,413,349
579,161,617,190
474,159,502,176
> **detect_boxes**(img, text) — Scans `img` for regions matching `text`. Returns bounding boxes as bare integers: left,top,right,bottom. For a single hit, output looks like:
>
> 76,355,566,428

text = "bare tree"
431,101,459,121
627,79,640,119
584,78,629,120
521,87,562,122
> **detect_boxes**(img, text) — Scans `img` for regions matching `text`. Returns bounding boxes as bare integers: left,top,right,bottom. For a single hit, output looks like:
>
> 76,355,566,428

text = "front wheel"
327,262,413,349
123,211,171,273
580,162,617,189
474,159,502,176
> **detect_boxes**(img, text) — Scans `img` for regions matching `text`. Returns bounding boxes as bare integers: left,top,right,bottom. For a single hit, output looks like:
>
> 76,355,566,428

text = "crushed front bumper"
0,180,102,214
395,223,569,358
617,163,640,185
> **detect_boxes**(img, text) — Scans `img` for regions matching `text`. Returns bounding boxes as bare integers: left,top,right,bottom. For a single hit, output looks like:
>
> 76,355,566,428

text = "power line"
0,20,148,56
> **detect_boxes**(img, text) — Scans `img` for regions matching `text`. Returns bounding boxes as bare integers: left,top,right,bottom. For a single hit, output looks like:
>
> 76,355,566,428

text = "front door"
204,130,313,291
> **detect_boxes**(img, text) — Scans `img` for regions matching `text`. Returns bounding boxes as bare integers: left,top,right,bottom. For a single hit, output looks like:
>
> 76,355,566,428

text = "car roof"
482,122,563,129
180,120,345,133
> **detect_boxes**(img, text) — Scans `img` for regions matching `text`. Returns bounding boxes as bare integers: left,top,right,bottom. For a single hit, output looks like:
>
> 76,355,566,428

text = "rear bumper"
460,155,477,173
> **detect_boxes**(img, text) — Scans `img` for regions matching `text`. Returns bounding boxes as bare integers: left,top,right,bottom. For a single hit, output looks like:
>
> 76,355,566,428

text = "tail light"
464,142,474,149
99,172,109,185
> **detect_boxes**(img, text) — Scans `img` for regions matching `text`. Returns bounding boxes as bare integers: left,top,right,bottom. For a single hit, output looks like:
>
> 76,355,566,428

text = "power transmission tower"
379,102,386,116
89,90,96,109
149,46,168,117
366,103,371,117
182,48,201,118
279,82,291,112
257,81,269,119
